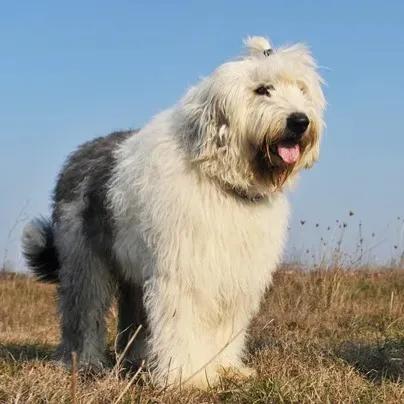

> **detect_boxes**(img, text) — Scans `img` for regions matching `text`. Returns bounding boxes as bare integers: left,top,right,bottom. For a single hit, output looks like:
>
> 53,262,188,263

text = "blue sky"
1,1,404,269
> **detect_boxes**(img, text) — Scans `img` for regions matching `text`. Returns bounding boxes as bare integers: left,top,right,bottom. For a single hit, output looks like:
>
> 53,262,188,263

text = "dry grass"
0,268,403,403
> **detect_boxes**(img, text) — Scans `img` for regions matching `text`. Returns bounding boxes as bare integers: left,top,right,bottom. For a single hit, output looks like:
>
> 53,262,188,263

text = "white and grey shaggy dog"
22,36,325,388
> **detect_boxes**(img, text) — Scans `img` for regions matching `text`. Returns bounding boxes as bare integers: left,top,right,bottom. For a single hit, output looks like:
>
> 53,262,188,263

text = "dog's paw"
219,366,257,380
235,366,257,378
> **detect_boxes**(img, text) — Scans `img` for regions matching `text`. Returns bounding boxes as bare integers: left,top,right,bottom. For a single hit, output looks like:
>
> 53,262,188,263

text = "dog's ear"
179,82,229,157
244,36,272,57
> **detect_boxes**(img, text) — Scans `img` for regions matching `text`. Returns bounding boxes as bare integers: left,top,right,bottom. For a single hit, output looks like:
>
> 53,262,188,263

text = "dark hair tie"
263,48,273,56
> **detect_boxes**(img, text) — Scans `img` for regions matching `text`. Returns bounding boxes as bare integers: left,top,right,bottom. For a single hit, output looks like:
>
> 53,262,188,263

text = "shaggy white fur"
107,36,325,386
23,35,325,389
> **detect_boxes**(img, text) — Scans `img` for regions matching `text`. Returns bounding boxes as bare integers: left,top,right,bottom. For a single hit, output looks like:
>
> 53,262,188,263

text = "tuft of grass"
0,269,403,403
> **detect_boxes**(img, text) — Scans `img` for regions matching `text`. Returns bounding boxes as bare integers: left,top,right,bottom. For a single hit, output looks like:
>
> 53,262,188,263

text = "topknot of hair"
243,36,272,57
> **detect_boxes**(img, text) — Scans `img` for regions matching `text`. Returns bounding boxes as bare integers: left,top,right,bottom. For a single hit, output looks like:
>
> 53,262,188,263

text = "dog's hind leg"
116,280,148,370
56,251,115,370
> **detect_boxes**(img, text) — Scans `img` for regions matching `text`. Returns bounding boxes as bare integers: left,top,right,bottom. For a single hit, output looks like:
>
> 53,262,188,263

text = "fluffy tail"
22,218,60,283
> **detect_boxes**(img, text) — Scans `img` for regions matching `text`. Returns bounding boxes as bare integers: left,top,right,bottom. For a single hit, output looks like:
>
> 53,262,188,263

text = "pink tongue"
277,144,300,164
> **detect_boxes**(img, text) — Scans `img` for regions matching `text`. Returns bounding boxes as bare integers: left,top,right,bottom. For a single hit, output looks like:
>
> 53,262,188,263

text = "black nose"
287,112,309,136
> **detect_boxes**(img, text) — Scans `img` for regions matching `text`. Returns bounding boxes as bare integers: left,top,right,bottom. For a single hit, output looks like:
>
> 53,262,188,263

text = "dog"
22,36,325,388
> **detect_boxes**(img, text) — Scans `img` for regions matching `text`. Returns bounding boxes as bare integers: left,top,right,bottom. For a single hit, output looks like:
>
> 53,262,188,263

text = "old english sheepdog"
22,36,325,388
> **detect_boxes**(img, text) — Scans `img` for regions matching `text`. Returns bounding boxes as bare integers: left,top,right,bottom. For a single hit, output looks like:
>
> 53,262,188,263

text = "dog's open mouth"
264,139,301,166
275,141,300,165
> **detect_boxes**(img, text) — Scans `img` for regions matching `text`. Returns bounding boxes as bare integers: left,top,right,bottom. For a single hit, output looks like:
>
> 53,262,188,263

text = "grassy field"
0,268,403,403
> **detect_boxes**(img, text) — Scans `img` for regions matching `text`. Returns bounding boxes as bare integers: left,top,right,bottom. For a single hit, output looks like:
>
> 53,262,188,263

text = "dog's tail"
22,217,60,283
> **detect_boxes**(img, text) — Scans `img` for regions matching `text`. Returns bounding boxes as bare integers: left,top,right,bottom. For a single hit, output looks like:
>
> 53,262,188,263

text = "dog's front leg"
144,277,253,389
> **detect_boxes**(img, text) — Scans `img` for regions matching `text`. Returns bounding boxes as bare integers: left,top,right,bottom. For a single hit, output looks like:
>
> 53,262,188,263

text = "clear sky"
1,1,404,270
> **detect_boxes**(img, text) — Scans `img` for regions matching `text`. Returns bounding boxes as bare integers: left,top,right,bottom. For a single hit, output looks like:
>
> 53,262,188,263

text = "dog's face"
179,36,326,197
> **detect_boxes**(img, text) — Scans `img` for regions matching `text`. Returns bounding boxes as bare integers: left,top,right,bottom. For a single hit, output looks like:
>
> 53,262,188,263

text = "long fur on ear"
176,79,256,192
177,80,228,157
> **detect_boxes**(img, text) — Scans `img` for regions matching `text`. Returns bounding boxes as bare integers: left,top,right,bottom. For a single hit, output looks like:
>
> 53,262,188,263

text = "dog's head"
177,36,326,198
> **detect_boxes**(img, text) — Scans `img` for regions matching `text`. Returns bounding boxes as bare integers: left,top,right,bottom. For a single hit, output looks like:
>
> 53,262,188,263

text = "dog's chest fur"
108,113,289,315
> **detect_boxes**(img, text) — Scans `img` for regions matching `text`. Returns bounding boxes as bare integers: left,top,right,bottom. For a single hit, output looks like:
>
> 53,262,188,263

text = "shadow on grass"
336,338,404,383
0,343,54,362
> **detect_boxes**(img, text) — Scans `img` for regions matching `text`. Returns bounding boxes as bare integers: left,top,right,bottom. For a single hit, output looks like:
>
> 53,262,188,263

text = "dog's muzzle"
273,112,309,165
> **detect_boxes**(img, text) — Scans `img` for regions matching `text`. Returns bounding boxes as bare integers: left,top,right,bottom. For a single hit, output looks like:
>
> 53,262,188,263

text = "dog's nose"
287,112,309,136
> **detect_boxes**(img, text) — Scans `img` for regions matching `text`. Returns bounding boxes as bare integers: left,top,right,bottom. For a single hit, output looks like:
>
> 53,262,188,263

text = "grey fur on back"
53,130,135,263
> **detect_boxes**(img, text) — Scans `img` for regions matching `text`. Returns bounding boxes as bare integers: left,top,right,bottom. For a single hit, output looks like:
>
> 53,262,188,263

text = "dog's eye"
255,85,274,96
255,86,268,95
